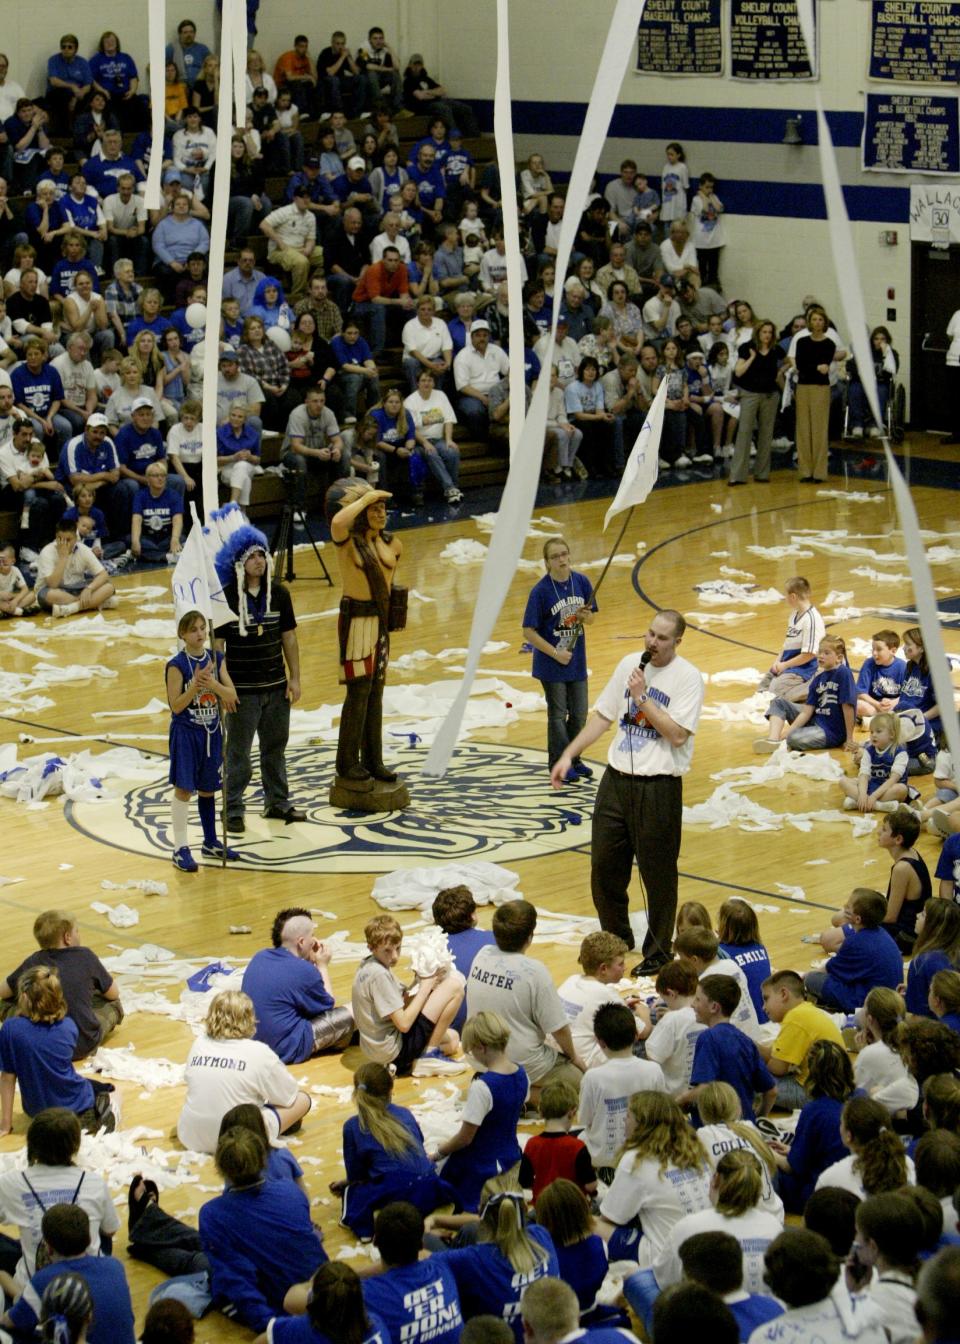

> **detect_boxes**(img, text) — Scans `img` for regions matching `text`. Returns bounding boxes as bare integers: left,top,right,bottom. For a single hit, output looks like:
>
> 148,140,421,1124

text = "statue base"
329,775,411,812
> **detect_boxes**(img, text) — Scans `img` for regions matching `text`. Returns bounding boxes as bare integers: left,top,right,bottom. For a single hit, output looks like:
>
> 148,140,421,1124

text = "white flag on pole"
603,378,666,531
171,505,237,628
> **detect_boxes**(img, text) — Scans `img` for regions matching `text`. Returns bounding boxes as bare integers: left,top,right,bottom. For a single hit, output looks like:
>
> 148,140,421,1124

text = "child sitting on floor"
855,628,905,721
577,1002,666,1180
839,712,916,815
519,1081,596,1202
558,931,633,1070
717,898,771,1022
330,1061,457,1240
429,1011,527,1213
431,885,495,1034
351,914,465,1078
928,970,960,1034
754,634,856,755
905,898,960,1019
635,958,706,1097
674,927,761,1040
756,576,825,704
0,544,34,617
679,976,776,1124
877,805,931,952
854,987,918,1114
805,888,903,1013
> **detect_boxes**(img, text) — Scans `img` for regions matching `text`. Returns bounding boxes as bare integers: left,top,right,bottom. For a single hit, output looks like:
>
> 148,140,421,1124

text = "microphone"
639,651,652,669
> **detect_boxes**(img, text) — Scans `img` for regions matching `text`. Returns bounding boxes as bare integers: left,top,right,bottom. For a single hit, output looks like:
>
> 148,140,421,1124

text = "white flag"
171,505,236,629
603,377,666,531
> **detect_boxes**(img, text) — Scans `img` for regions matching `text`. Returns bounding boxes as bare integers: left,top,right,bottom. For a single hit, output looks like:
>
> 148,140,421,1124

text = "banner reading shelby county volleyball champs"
869,0,960,83
730,0,818,80
636,0,723,74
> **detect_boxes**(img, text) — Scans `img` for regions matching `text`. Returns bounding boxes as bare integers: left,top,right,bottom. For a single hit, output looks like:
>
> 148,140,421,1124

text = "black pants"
128,1202,209,1277
590,767,682,959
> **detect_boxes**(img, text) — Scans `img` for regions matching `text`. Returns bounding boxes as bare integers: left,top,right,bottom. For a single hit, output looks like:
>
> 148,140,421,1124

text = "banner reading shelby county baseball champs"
863,92,960,174
869,0,960,84
730,0,818,80
637,0,723,75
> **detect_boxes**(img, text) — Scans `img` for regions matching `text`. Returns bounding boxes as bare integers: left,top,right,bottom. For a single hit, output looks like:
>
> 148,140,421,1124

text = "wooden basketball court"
0,446,957,1336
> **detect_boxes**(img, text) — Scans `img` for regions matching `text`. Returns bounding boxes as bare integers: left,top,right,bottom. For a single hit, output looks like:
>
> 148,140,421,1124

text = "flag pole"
588,506,636,606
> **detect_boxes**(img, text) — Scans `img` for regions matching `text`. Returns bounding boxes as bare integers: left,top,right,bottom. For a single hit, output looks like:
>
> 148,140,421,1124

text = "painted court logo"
67,742,596,873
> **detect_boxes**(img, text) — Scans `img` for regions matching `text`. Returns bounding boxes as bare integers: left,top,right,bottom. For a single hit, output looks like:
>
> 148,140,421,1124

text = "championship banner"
863,92,960,174
869,0,960,84
637,0,723,75
730,0,818,80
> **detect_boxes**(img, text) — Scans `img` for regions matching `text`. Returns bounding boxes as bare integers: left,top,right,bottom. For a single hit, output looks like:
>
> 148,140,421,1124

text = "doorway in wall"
911,243,960,432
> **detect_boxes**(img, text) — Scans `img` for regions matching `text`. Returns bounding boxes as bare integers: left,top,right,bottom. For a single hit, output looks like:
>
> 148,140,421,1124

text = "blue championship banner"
869,0,960,84
637,0,723,74
863,92,960,174
730,0,818,80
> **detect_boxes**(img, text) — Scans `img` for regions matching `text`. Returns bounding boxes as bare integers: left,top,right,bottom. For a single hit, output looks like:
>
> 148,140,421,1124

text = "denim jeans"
541,678,588,768
225,686,292,818
417,439,459,493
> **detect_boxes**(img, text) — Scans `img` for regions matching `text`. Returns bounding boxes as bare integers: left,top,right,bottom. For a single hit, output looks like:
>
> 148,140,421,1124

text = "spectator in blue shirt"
46,36,92,133
60,177,107,271
152,194,210,297
330,319,380,420
756,635,857,754
90,32,147,132
441,127,475,220
431,886,495,1034
408,144,445,230
166,20,211,89
115,400,171,485
0,966,98,1130
82,129,144,200
855,629,906,721
130,461,183,562
3,1205,135,1344
433,224,469,300
50,234,100,299
679,976,776,1124
805,889,903,1013
222,248,266,316
11,341,70,454
408,119,451,171
937,833,960,905
125,287,173,347
24,181,66,273
5,100,52,192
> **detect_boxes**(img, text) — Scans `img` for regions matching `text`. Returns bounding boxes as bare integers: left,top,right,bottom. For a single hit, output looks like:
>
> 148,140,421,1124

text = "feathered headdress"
209,503,271,635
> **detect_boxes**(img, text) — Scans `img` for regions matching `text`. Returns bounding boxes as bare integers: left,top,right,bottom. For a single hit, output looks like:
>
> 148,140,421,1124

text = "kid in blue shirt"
895,626,939,773
936,833,960,904
755,635,856,754
805,889,903,1012
716,898,771,1022
905,899,960,1019
362,1203,464,1344
271,1263,389,1344
680,976,775,1124
431,886,495,1033
856,628,906,719
331,1062,457,1240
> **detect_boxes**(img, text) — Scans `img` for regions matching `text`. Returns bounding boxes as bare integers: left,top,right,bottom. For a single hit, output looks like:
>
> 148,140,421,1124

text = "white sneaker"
411,1050,468,1077
103,596,119,609
18,547,38,564
771,437,793,449
850,426,864,439
675,454,692,468
875,800,899,812
693,451,713,465
842,797,857,811
658,457,670,470
53,601,80,618
752,738,780,754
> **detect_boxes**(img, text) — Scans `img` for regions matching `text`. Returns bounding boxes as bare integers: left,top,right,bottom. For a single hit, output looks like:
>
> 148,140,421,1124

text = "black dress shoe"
631,954,670,977
226,815,245,834
263,805,307,823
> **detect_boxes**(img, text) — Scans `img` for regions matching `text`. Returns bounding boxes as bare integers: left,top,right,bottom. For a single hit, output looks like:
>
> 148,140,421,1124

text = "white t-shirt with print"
36,539,104,588
556,973,625,1070
177,1033,300,1154
466,946,568,1084
578,1056,666,1167
593,652,704,776
644,1004,706,1095
0,1163,119,1285
654,1205,781,1294
403,389,457,441
815,1151,915,1199
696,1122,784,1222
599,1151,712,1268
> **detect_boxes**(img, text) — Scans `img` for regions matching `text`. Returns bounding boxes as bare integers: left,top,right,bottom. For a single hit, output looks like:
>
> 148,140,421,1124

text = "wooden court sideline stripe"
0,714,169,759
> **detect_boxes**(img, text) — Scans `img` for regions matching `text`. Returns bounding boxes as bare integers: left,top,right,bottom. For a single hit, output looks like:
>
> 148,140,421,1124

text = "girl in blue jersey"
166,609,238,873
432,1190,558,1342
928,970,960,1034
895,626,939,774
430,1011,527,1213
332,1062,457,1240
535,1178,630,1329
263,1262,389,1344
717,899,771,1022
839,712,917,814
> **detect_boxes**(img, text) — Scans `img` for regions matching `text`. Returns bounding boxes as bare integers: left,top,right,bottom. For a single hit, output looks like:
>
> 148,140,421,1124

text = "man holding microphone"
551,610,704,977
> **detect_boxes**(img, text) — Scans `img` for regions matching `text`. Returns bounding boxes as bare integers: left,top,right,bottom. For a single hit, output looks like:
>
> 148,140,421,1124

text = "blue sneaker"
563,768,580,784
172,846,198,873
573,761,594,779
201,843,241,861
